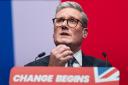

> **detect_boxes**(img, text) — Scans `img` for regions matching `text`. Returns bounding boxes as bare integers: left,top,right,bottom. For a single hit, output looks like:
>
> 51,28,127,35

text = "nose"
61,25,68,30
61,20,69,30
62,20,67,26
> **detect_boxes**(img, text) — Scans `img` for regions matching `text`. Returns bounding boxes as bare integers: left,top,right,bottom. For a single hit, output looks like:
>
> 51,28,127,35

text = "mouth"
60,32,70,36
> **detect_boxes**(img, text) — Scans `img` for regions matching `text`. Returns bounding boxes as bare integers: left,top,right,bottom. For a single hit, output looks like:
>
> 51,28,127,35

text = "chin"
60,41,71,44
55,40,72,46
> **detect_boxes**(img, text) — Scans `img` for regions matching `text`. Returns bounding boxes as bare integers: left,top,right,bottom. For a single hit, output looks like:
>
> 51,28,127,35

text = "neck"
70,46,81,53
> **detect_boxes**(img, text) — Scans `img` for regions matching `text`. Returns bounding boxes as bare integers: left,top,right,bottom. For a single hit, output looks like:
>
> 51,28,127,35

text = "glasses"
52,18,82,28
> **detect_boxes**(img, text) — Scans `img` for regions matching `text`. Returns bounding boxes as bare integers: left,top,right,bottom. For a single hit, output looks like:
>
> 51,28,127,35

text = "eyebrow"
56,16,79,20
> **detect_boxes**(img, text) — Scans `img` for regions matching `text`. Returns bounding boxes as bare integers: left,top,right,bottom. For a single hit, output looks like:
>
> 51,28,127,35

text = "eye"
56,18,65,23
68,18,78,23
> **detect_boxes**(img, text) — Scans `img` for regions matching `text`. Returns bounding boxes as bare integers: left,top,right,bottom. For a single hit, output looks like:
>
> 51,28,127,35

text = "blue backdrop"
0,1,14,85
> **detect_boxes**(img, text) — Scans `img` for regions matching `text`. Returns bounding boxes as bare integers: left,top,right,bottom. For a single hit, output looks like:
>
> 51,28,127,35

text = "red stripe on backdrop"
62,0,128,85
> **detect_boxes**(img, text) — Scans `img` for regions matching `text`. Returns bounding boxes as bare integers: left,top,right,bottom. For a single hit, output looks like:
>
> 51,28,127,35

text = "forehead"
55,8,82,19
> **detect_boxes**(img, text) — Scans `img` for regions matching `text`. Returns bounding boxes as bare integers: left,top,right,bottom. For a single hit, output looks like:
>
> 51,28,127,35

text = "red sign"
10,67,119,85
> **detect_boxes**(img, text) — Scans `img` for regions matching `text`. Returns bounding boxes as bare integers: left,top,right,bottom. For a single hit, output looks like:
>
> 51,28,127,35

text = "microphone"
102,52,108,66
35,52,46,61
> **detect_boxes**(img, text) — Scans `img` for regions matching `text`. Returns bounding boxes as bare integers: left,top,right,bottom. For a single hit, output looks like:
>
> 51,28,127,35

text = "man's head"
53,1,88,52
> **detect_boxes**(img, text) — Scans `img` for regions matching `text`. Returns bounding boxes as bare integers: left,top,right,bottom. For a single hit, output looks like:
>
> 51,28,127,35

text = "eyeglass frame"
52,17,83,28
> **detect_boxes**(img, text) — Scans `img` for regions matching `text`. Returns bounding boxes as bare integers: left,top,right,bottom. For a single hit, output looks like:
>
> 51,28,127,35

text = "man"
25,1,111,67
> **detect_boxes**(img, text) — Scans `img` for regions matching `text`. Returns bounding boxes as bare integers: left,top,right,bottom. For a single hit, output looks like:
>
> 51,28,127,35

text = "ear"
82,28,88,38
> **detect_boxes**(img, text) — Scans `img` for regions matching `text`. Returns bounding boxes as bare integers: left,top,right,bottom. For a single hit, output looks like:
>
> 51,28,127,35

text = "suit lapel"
82,52,93,67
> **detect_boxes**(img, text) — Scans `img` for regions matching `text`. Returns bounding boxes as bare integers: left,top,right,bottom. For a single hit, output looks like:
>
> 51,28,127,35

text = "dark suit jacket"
25,52,112,67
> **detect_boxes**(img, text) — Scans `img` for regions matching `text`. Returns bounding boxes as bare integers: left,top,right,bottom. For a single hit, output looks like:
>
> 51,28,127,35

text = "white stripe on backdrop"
12,0,60,66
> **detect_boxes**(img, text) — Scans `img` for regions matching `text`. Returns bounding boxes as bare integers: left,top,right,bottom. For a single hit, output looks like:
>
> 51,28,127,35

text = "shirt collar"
73,50,82,66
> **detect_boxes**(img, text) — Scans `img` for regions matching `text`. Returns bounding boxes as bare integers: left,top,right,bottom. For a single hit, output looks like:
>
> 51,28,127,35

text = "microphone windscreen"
102,52,107,58
38,52,46,57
